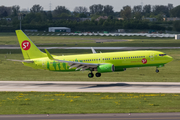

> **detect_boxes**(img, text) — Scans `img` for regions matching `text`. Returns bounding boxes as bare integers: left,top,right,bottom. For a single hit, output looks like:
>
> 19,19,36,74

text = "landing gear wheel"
88,73,94,78
95,73,101,77
156,69,159,73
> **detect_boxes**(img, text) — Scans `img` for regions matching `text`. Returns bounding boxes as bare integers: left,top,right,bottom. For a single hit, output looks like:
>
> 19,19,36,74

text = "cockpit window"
159,54,166,56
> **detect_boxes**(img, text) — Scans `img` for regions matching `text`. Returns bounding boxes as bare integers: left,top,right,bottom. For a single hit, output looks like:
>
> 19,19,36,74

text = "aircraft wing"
45,49,99,71
91,47,97,54
7,59,34,63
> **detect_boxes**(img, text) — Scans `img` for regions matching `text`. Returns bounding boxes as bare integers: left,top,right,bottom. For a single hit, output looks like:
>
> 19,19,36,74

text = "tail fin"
16,30,47,59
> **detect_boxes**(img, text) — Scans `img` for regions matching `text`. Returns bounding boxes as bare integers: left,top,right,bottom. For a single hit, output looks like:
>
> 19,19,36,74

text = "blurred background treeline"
0,3,180,32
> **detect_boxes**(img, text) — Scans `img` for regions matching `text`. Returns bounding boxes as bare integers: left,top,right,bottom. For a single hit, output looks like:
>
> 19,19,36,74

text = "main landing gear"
88,72,94,78
88,72,101,78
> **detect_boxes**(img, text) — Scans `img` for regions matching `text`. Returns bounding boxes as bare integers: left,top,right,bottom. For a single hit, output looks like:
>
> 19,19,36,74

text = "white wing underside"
53,59,99,71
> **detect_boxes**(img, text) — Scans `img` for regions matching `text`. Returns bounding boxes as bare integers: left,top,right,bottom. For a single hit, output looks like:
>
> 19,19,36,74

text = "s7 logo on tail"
22,40,31,50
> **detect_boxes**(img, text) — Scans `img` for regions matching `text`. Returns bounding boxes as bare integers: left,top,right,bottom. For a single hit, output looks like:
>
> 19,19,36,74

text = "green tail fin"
16,30,47,59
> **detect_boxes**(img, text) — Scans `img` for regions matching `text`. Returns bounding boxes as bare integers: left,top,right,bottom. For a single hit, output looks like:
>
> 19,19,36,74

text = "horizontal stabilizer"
7,59,34,63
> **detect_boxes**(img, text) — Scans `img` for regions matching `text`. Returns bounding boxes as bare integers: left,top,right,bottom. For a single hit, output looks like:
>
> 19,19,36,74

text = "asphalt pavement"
0,81,180,93
0,113,180,120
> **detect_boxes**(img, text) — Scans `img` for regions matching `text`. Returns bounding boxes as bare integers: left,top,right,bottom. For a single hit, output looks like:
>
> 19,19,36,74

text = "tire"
88,73,94,78
156,69,159,73
95,73,101,77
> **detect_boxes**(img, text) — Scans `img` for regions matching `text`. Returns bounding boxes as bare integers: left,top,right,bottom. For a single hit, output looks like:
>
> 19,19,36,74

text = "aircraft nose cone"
167,55,173,62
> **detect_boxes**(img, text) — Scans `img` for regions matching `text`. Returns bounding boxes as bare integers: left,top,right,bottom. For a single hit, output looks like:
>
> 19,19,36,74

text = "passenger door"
150,53,154,61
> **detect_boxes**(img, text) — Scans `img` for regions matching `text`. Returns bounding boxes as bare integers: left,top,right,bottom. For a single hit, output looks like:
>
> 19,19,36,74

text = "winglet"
91,47,97,54
45,49,54,60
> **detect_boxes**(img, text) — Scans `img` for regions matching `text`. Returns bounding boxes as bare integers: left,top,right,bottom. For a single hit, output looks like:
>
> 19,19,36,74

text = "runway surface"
1,46,180,50
0,113,180,120
0,81,180,93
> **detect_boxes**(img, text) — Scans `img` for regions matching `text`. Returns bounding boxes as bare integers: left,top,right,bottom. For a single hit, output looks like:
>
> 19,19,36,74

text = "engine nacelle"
97,64,115,73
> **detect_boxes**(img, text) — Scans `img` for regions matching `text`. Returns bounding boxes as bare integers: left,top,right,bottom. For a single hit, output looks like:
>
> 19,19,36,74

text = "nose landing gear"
156,68,159,73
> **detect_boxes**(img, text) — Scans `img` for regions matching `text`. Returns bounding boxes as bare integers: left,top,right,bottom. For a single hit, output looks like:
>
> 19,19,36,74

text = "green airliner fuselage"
24,50,172,72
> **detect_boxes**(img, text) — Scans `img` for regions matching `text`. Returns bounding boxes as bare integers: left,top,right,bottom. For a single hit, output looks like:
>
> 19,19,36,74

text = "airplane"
8,30,173,78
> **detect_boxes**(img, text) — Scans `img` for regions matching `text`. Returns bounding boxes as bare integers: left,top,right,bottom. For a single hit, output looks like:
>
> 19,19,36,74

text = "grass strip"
0,35,180,47
0,92,180,114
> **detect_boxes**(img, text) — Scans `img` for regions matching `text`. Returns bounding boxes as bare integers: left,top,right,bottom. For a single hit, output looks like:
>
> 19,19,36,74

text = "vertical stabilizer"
16,30,47,59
